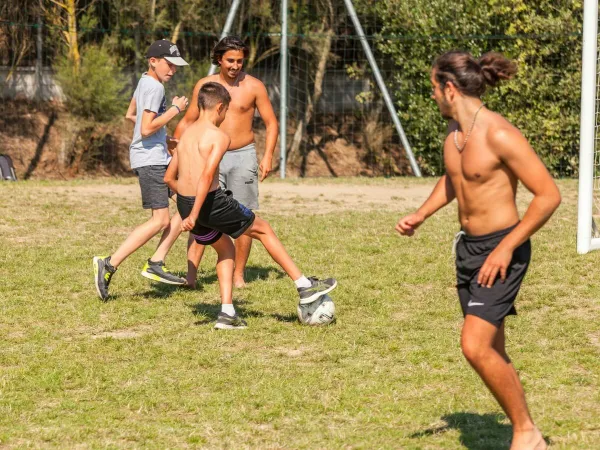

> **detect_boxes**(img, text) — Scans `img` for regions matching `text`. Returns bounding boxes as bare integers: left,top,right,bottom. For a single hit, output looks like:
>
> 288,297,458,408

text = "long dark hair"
211,36,249,66
433,50,517,97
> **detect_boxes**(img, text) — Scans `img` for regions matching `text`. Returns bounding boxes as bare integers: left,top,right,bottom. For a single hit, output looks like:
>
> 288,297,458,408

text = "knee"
461,338,488,366
252,218,272,237
152,214,170,231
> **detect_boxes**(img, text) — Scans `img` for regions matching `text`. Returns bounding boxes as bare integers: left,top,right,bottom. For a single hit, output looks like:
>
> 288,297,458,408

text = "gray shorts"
133,165,170,210
219,143,259,210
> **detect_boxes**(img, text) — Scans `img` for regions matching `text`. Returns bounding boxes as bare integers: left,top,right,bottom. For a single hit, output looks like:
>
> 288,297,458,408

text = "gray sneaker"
214,312,248,330
141,259,185,285
93,256,116,301
297,277,337,304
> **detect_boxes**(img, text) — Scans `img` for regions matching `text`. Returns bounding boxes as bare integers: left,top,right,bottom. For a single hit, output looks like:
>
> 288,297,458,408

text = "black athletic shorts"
176,195,223,245
133,165,171,210
177,188,255,241
455,223,531,327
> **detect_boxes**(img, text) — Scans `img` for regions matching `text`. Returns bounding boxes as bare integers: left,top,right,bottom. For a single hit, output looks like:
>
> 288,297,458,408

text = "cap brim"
164,56,189,66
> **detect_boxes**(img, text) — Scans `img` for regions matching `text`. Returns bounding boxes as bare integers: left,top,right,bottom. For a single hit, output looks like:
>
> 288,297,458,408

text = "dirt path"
46,180,437,215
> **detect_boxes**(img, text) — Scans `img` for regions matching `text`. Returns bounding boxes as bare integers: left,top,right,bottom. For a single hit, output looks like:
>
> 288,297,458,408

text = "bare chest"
445,138,501,185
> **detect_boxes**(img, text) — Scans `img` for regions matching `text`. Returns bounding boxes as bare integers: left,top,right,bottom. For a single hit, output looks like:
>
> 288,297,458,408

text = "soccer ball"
297,294,335,326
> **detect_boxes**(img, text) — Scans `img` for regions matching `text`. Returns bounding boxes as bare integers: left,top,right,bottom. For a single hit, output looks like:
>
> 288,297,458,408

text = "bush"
356,0,582,176
56,45,128,122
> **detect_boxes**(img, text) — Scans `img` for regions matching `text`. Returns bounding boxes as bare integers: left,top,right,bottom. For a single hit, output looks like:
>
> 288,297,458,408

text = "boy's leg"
233,235,252,288
186,234,206,288
151,212,183,263
211,235,247,330
243,216,337,303
141,211,185,284
461,316,545,450
93,207,171,300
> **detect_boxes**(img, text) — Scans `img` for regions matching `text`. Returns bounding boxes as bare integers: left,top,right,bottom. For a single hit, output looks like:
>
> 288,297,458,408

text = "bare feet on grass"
510,427,547,450
233,277,247,289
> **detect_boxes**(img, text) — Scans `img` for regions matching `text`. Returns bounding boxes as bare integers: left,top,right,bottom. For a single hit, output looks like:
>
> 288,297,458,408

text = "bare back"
176,121,227,196
444,110,521,235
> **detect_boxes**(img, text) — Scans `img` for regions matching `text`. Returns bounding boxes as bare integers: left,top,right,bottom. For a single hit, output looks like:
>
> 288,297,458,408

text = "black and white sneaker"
214,312,248,330
93,256,116,301
141,259,185,285
297,277,337,304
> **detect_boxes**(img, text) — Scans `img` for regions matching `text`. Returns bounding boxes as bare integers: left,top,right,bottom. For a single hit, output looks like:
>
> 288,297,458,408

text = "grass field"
0,178,598,449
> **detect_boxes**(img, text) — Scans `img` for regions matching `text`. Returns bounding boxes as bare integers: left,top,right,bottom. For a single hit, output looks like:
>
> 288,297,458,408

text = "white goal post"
577,0,600,254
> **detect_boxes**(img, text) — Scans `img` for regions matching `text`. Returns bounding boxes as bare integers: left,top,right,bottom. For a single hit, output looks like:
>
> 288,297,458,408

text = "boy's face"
218,50,245,79
150,57,177,82
216,102,229,126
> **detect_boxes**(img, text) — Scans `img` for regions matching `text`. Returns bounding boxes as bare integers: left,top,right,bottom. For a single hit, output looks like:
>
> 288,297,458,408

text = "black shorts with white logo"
455,224,531,327
177,188,255,241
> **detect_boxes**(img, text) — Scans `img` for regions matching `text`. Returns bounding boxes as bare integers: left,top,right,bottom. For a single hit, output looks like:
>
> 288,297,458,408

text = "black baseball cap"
145,39,188,66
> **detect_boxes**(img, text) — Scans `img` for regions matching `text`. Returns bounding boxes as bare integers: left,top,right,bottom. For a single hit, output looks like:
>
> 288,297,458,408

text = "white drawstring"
452,230,466,256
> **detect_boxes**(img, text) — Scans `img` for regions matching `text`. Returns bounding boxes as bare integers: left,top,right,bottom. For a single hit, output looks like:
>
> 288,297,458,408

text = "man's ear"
217,102,226,115
444,81,457,102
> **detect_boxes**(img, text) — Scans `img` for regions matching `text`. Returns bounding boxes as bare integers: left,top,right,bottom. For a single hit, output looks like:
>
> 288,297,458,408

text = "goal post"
577,0,600,254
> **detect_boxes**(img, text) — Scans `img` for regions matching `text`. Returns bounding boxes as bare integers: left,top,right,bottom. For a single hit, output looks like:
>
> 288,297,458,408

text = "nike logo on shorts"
468,300,485,307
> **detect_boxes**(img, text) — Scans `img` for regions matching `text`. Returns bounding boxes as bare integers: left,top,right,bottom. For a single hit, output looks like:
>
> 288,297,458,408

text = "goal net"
577,0,600,253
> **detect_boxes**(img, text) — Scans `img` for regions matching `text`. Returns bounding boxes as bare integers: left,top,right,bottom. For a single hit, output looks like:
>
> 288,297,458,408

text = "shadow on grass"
173,266,285,288
189,299,266,325
411,412,512,450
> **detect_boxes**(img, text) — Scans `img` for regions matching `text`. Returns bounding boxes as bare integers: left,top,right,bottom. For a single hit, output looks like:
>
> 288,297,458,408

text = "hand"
477,245,513,288
181,215,197,232
172,96,189,112
259,156,272,181
167,137,179,153
395,212,425,236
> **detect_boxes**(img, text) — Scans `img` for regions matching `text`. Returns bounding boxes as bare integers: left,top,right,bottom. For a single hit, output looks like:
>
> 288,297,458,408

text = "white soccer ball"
297,294,336,326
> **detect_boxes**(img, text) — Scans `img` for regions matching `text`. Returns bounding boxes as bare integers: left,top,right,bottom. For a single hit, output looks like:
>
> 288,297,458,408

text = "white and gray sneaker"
297,277,337,304
214,312,248,330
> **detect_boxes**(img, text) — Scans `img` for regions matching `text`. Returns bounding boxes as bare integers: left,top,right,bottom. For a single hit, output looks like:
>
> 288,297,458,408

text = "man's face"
216,103,229,126
219,50,245,79
430,70,452,120
151,57,177,82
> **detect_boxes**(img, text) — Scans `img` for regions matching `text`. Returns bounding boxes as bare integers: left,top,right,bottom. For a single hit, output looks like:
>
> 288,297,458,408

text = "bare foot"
233,278,247,289
510,428,547,450
183,279,197,290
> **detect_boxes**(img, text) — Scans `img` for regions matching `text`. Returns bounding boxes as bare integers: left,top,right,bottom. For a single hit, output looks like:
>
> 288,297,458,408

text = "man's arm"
164,150,179,194
141,95,188,138
181,133,231,231
477,126,561,287
254,81,278,181
173,78,208,140
125,97,137,124
395,174,456,236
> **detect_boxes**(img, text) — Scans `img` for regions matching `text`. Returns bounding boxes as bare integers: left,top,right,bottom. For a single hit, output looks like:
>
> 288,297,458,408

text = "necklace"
221,72,241,93
454,103,484,152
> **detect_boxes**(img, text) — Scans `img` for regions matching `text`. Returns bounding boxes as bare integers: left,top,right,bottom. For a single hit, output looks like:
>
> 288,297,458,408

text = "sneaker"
297,277,337,304
93,256,116,301
214,312,248,330
141,259,185,285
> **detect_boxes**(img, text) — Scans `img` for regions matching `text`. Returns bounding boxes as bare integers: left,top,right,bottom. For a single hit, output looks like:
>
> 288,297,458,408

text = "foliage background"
0,0,584,176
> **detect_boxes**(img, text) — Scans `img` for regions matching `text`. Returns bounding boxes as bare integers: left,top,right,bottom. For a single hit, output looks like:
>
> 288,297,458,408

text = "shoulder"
193,75,219,92
486,114,524,148
241,73,266,90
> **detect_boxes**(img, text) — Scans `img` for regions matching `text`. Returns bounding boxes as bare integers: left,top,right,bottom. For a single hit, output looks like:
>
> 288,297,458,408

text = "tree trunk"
66,0,79,74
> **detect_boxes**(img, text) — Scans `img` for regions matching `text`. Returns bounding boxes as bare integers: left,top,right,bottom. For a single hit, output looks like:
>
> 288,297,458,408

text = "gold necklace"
454,103,485,152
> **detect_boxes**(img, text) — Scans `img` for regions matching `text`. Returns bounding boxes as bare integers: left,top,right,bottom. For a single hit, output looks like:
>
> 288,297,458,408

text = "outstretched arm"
396,174,456,236
477,126,561,287
255,81,278,181
181,133,231,231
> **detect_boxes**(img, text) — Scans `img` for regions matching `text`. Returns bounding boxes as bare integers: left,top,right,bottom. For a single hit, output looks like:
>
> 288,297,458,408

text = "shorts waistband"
227,143,255,153
177,189,219,203
462,223,519,242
